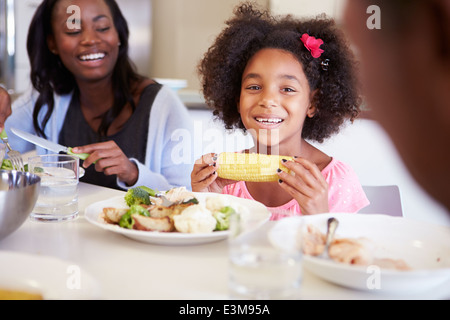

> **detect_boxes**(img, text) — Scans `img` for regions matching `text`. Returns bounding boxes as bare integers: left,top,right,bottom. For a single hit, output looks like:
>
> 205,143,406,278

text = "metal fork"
320,217,339,259
0,129,25,172
155,193,176,207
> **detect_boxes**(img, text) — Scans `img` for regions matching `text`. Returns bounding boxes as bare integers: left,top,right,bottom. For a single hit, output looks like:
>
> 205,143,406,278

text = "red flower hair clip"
300,33,324,58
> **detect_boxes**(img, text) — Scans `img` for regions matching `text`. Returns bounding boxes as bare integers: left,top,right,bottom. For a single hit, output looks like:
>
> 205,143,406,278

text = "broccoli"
119,204,150,229
124,187,151,207
1,159,13,170
135,185,158,197
182,197,199,205
1,159,31,172
213,206,236,231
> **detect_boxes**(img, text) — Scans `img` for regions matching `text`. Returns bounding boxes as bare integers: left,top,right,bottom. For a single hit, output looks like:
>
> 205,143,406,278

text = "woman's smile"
78,51,106,62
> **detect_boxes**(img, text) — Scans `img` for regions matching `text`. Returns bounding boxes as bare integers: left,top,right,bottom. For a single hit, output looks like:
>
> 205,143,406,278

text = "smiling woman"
47,0,121,86
1,0,196,192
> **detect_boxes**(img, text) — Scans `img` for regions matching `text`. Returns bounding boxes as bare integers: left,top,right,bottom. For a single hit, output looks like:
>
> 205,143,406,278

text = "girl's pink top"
222,158,370,220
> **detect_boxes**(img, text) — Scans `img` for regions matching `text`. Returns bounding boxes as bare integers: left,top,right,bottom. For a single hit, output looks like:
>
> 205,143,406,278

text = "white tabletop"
1,182,449,300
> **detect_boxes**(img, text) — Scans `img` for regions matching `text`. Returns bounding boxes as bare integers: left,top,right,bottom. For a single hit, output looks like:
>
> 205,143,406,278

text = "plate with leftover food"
268,213,450,293
0,251,101,300
85,187,271,245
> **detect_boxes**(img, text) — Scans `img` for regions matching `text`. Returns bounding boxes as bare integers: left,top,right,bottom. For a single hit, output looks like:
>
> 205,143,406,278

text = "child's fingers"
277,179,309,205
191,163,217,183
278,169,314,198
278,158,328,198
191,165,218,192
292,157,326,182
194,153,218,166
279,160,315,191
282,158,326,187
277,166,329,215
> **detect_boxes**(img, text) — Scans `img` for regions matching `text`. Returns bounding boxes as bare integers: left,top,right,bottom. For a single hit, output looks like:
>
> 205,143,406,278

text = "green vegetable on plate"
119,204,151,229
213,206,236,231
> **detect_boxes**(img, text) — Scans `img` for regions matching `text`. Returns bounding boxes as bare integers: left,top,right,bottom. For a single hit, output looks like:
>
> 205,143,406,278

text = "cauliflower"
205,196,230,213
173,204,217,233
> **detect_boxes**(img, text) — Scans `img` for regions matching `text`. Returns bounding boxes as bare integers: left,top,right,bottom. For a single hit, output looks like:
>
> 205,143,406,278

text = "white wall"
151,0,269,91
269,0,347,21
311,119,450,227
13,0,42,94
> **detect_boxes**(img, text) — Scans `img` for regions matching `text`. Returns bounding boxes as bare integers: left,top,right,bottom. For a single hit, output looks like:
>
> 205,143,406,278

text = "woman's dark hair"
27,0,142,138
198,2,362,143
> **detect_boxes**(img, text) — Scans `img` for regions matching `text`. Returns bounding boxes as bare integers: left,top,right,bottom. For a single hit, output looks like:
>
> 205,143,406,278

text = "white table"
1,182,449,300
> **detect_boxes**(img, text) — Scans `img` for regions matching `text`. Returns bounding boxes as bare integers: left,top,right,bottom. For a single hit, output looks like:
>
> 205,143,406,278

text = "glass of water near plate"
228,210,303,300
27,154,80,222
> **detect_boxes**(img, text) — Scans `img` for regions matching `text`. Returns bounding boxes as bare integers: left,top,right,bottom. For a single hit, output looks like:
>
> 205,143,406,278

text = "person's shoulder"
152,84,187,112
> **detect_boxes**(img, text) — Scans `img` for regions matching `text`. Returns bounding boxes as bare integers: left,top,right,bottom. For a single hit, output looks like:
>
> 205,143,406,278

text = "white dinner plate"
84,193,271,246
0,251,101,300
269,213,450,293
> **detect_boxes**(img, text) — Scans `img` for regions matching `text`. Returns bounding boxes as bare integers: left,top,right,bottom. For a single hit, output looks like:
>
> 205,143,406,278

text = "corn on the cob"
217,152,293,182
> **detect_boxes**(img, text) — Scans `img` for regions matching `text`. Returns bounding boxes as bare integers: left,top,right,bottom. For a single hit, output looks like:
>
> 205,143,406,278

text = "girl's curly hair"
198,2,362,143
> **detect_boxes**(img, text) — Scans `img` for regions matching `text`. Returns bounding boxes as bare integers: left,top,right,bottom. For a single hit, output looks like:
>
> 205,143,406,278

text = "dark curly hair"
198,2,362,143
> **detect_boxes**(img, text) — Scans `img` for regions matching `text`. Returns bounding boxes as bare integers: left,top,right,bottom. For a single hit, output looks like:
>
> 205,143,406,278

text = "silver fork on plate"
155,193,176,207
320,217,339,259
0,129,25,172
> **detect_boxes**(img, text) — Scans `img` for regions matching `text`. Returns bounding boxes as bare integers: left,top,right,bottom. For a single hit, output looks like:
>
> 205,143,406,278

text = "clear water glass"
228,212,303,299
28,154,79,222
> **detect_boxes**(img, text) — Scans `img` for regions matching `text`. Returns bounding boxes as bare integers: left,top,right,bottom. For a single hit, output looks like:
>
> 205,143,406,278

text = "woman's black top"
59,83,162,189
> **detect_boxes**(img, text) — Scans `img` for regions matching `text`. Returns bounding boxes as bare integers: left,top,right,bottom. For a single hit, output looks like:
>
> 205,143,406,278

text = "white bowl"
269,213,450,293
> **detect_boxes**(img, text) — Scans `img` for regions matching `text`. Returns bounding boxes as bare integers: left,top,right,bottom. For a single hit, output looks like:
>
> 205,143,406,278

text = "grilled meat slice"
132,214,175,232
103,207,128,224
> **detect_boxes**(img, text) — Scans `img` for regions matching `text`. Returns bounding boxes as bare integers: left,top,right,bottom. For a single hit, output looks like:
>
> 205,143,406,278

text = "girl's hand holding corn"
192,152,329,215
191,153,235,193
277,157,329,215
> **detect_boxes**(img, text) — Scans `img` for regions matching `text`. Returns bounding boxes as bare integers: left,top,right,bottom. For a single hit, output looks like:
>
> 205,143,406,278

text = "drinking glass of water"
228,211,303,300
28,154,79,222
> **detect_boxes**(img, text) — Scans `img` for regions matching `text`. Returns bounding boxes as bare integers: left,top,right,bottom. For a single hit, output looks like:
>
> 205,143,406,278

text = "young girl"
191,3,369,218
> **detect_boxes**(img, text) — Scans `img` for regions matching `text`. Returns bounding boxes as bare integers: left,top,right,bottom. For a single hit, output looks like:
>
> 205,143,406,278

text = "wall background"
150,0,350,92
150,0,269,92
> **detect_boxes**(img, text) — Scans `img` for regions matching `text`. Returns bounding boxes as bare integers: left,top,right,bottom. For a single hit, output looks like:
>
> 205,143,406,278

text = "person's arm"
0,86,12,133
2,89,38,153
117,85,197,191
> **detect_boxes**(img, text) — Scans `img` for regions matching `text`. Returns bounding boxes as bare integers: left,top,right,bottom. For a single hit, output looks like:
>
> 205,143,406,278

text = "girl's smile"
238,48,315,155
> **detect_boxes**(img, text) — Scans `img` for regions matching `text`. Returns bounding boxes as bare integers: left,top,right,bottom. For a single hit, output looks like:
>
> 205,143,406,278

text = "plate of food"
84,186,271,246
268,213,450,293
0,251,101,300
